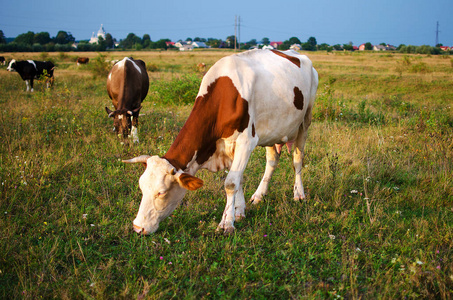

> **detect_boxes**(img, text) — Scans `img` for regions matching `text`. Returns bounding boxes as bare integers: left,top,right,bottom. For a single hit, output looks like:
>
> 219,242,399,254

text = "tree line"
0,29,450,55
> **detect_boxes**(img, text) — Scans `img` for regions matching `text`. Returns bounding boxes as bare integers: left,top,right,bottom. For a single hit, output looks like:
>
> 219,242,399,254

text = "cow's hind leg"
250,145,281,204
29,78,34,92
293,108,313,200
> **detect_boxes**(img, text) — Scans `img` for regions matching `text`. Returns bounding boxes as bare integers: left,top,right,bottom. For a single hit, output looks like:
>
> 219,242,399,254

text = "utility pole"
435,21,440,46
238,16,241,50
234,15,237,51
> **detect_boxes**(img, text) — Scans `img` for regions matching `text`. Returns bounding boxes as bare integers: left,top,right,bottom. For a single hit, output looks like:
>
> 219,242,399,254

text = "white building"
89,24,106,44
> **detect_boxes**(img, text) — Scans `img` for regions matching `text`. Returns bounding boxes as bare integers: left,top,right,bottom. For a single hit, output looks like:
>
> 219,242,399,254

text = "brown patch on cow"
252,123,256,137
270,50,301,68
293,87,304,110
164,76,250,170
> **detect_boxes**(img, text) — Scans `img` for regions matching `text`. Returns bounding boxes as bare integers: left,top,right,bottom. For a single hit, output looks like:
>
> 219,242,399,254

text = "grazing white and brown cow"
105,57,149,143
76,57,89,65
7,59,55,92
123,49,318,234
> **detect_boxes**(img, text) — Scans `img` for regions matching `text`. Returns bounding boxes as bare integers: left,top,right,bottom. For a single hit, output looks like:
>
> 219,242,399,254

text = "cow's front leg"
218,133,257,234
130,116,139,143
235,183,246,221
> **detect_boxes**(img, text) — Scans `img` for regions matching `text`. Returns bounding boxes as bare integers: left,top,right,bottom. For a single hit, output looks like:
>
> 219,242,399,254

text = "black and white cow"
0,56,6,66
7,59,55,92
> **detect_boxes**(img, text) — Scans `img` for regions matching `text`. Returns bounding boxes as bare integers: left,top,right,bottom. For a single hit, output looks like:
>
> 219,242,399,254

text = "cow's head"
105,106,141,138
123,155,203,234
6,59,16,72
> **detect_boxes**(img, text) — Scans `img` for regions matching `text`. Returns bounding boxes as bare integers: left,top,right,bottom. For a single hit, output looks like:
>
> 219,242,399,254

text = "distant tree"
206,38,221,48
332,44,343,51
120,33,141,49
105,33,114,49
278,40,291,50
318,43,330,51
301,37,317,51
343,44,353,51
54,31,75,44
248,39,257,46
364,42,373,50
241,43,252,50
380,42,386,46
143,34,151,48
288,37,302,45
0,30,7,44
34,32,51,45
15,31,35,45
307,36,317,47
186,37,193,42
226,35,238,49
96,36,107,51
151,39,168,49
261,37,270,45
193,37,206,42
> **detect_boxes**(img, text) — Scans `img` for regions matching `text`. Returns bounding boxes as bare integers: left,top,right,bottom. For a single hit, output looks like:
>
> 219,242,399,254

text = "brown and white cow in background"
105,57,149,143
123,49,318,234
76,57,89,65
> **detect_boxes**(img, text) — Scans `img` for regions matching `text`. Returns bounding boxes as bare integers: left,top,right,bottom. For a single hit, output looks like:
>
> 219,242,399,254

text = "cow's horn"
122,155,151,164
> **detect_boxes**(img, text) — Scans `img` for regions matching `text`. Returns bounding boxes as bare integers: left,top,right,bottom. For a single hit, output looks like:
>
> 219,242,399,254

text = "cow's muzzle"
133,224,148,235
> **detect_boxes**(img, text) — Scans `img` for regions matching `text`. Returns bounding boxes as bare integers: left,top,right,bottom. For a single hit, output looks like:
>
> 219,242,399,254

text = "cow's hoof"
216,224,235,235
250,195,263,205
293,188,306,201
235,214,245,222
223,226,235,235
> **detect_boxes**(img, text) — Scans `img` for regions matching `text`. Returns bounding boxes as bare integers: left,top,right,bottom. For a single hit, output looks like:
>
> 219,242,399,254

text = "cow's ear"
177,173,203,191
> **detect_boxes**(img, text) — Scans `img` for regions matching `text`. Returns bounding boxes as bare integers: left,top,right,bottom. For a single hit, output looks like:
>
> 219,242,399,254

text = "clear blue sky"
1,0,452,46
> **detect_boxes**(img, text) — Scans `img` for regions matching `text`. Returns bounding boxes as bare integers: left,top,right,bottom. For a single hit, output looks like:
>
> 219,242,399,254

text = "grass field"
0,50,452,299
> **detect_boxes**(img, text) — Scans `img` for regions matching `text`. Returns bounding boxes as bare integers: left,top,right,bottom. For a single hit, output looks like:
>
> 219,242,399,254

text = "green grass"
0,51,452,299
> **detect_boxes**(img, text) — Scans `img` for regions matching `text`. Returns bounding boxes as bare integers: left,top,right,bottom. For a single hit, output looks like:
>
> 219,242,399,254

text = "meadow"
0,50,452,299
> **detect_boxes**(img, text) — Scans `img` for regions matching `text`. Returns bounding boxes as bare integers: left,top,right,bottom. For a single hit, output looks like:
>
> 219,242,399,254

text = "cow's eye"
157,191,167,197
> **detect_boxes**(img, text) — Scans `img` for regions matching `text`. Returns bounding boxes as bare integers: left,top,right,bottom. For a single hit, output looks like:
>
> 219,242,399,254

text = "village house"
290,44,301,51
270,41,283,48
359,43,396,51
373,45,386,51
192,41,208,48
